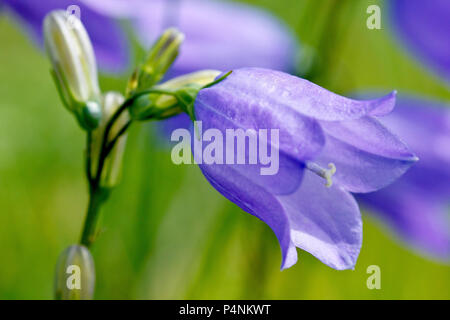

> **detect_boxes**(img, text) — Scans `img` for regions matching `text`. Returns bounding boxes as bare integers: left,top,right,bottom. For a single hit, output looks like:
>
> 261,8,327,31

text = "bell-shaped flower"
43,10,102,129
179,68,417,270
357,95,450,260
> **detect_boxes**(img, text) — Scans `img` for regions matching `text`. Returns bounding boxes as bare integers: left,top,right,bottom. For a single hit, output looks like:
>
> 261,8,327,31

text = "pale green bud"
130,28,185,93
90,92,129,187
44,10,101,130
54,245,95,300
129,70,221,120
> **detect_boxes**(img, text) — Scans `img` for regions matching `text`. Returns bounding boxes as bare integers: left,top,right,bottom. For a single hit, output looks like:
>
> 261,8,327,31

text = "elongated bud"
129,70,221,120
44,10,101,130
90,92,129,187
131,28,185,92
54,245,95,300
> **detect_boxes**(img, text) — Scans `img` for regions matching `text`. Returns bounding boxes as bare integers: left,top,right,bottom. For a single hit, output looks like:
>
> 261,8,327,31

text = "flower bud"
76,101,102,130
132,28,185,92
129,70,221,120
90,92,129,187
54,245,95,300
44,10,101,130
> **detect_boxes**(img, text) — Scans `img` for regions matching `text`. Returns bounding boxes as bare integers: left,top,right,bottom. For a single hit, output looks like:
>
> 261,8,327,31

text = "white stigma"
305,162,337,187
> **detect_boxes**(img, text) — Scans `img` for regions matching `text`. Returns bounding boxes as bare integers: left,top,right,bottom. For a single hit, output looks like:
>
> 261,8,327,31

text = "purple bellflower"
390,0,450,83
1,0,129,73
183,68,418,270
357,95,450,260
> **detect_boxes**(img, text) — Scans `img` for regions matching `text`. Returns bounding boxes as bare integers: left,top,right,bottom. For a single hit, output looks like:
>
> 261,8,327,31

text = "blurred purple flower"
189,68,417,270
116,0,300,138
357,95,450,260
1,0,129,73
390,0,450,83
124,0,299,76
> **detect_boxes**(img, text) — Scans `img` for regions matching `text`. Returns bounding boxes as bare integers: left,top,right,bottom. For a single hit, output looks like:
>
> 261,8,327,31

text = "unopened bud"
54,245,95,300
44,10,101,130
76,101,102,130
134,28,185,91
129,70,221,120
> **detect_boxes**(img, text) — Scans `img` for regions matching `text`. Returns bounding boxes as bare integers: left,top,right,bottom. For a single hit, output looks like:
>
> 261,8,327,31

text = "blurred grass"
0,0,448,299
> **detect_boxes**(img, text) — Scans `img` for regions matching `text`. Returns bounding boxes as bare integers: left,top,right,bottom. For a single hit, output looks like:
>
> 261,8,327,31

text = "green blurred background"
0,0,448,299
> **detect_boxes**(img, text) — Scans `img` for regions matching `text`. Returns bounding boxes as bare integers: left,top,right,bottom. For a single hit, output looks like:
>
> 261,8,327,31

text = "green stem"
86,132,93,184
78,88,173,248
104,120,131,156
78,96,131,248
79,186,107,247
93,99,132,187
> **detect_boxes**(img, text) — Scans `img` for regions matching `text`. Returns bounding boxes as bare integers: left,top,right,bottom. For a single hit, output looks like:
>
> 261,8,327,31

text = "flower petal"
278,171,362,270
197,161,297,269
193,97,307,195
214,68,396,121
315,116,418,193
377,95,450,174
196,83,325,161
196,155,362,270
3,0,129,73
195,75,326,195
